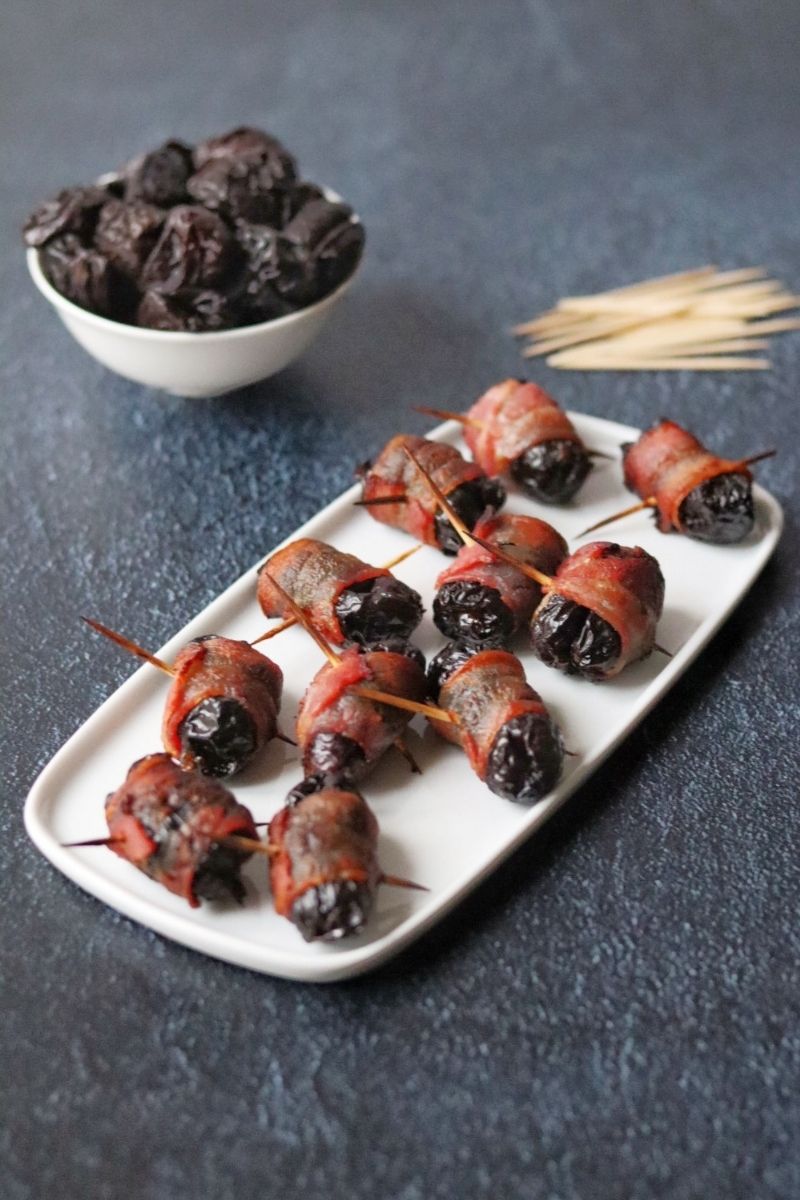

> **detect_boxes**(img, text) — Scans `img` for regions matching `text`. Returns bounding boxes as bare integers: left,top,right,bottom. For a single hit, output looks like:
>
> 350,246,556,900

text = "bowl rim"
26,186,363,343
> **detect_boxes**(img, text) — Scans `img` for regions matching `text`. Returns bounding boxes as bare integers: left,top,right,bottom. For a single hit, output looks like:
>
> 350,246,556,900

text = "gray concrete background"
2,2,798,1197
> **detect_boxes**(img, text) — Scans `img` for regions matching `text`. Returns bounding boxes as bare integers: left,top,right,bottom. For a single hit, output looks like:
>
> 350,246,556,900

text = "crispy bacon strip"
465,379,582,475
622,419,751,534
296,647,427,776
257,538,391,644
104,753,257,907
545,542,664,672
432,649,552,779
269,787,380,919
162,636,283,765
435,512,568,630
358,434,485,546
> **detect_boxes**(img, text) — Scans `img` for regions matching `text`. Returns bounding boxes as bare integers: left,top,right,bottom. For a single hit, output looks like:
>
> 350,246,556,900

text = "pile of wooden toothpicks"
513,266,800,370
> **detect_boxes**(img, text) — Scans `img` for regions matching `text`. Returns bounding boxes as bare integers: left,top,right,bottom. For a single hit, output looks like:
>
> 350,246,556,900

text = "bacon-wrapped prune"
269,782,380,941
123,140,193,208
104,752,258,906
433,512,567,646
530,542,665,680
142,206,240,295
357,435,506,553
23,185,109,248
257,537,423,647
428,646,564,802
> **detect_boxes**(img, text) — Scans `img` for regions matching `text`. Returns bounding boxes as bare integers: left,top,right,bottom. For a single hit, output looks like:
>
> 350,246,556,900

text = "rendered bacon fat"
162,636,283,776
433,512,568,647
104,753,258,906
296,646,427,780
269,783,381,941
622,419,754,543
357,434,506,553
427,646,563,802
257,537,423,646
465,379,591,503
531,542,665,680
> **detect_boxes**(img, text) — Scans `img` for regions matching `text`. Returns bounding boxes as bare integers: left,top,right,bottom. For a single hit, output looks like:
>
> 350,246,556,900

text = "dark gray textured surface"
2,3,799,1197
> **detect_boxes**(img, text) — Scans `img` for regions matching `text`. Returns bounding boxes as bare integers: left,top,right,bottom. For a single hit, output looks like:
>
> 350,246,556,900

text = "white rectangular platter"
25,413,783,982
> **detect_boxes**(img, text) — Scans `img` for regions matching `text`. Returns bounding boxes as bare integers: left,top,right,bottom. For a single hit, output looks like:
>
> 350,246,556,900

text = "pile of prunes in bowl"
22,127,365,332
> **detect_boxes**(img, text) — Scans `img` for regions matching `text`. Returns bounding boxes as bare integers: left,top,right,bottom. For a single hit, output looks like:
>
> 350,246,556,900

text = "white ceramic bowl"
26,198,362,398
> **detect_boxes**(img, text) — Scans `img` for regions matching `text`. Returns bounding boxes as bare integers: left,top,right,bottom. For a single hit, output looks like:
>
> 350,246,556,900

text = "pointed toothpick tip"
81,616,174,675
577,497,657,537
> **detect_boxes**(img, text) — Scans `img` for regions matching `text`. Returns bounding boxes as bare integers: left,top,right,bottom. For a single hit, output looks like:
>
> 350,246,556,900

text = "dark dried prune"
178,697,257,776
233,222,297,321
137,288,238,332
530,593,621,679
291,878,373,942
304,732,366,781
192,843,250,904
94,199,165,278
23,185,108,248
124,140,193,207
187,150,295,225
282,198,365,299
678,472,754,544
433,580,514,647
433,476,507,554
194,126,296,172
357,638,426,671
41,236,136,320
510,439,592,504
485,712,563,803
426,642,479,698
284,773,344,806
335,576,424,646
279,181,325,226
142,206,239,294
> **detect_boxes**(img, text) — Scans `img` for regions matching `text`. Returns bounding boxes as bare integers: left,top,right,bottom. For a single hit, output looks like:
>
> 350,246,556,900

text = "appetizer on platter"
84,621,284,777
433,512,567,647
419,378,593,503
256,538,423,647
583,418,774,544
68,753,259,907
355,434,505,553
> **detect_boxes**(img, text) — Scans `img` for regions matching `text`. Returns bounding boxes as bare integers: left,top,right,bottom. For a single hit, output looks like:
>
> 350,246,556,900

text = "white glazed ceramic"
26,191,361,398
25,415,783,982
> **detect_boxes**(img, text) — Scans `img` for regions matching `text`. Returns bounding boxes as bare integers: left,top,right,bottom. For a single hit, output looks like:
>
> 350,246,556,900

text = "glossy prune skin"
41,235,136,320
284,772,342,806
22,185,108,248
282,199,365,300
186,150,296,225
335,576,424,646
94,199,165,278
179,697,258,777
433,580,514,648
530,593,621,680
356,638,426,671
194,126,297,172
291,879,374,942
279,181,325,226
510,439,592,504
193,843,249,904
142,206,240,295
124,140,193,208
234,222,298,321
678,472,754,543
434,477,507,554
426,641,480,698
485,712,563,803
305,732,366,781
137,288,238,332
